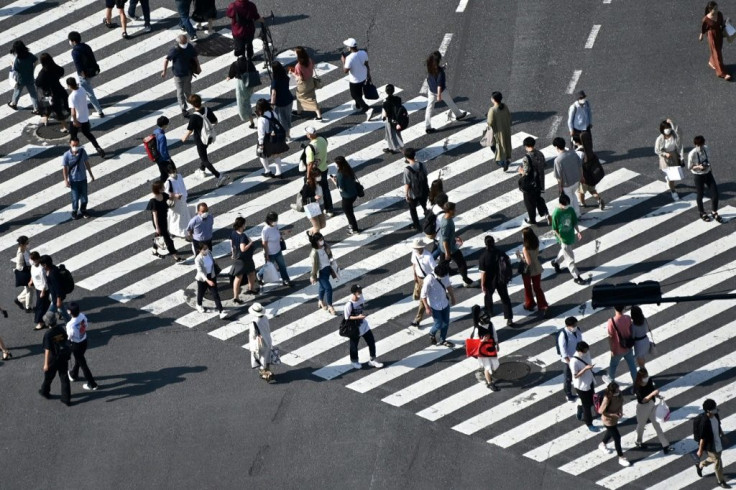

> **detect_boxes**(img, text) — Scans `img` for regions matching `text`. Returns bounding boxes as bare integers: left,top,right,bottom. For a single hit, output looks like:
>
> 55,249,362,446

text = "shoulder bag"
312,62,322,89
14,265,31,288
611,316,635,349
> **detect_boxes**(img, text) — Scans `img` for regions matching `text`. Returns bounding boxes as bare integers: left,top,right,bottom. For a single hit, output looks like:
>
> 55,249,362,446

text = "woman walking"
519,227,549,318
255,99,284,177
598,382,631,467
300,173,326,236
8,40,39,113
14,236,33,313
687,135,722,222
487,91,512,171
424,51,466,133
227,53,258,129
249,302,275,382
35,53,68,132
700,2,732,80
633,368,673,453
194,243,226,318
192,0,216,35
145,181,184,262
290,46,323,121
309,232,337,315
256,211,293,288
230,216,258,304
654,118,684,201
29,251,49,331
164,163,192,238
381,84,404,154
630,306,653,368
330,156,361,234
270,61,294,140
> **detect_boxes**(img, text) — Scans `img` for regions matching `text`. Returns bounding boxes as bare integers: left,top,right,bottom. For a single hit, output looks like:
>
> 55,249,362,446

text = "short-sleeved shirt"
438,216,457,254
146,194,171,229
62,148,89,182
13,53,37,85
166,44,198,78
306,136,328,172
68,88,90,123
344,50,369,84
187,213,214,241
43,325,69,361
66,313,89,343
478,248,500,286
411,250,436,279
344,297,369,336
551,206,577,245
402,161,426,199
270,77,293,107
261,224,282,255
227,0,260,39
570,352,594,391
553,150,582,187
420,274,451,311
607,315,633,356
187,107,218,145
231,230,252,260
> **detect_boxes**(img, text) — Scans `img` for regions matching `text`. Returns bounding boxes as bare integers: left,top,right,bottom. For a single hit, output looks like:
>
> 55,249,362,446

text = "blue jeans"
429,306,451,342
608,349,637,384
11,81,39,110
79,77,103,114
258,251,290,283
69,180,88,214
174,0,196,37
127,0,150,24
317,266,333,305
47,294,71,323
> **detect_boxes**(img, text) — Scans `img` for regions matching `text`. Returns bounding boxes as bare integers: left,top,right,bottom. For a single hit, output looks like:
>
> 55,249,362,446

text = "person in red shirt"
602,305,638,390
226,0,265,59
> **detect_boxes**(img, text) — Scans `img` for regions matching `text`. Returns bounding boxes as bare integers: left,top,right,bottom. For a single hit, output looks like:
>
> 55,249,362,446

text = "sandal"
317,301,326,310
2,351,11,360
701,213,712,222
712,212,724,223
327,306,336,315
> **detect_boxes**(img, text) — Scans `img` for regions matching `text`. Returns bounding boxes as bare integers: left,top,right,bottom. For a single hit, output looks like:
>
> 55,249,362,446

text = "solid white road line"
0,0,47,22
585,25,601,49
566,70,582,94
420,34,453,94
456,0,470,12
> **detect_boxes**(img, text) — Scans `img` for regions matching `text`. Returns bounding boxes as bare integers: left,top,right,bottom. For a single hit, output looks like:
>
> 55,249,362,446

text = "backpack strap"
573,355,589,366
413,254,428,278
252,321,261,337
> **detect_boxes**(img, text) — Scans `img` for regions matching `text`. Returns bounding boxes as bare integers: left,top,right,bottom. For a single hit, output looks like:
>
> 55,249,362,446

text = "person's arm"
161,58,169,78
446,285,456,306
644,388,660,402
84,157,94,182
43,348,50,372
586,102,592,129
157,132,171,162
436,70,445,100
607,321,615,352
62,165,70,188
181,120,194,142
567,104,575,133
480,270,486,293
364,60,371,82
71,106,79,127
152,208,160,235
270,87,277,105
341,53,350,74
486,106,494,128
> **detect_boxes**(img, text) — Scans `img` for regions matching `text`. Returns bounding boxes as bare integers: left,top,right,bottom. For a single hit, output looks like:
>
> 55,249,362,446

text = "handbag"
312,64,322,89
479,127,494,148
611,317,635,349
330,258,340,279
245,69,262,88
664,166,685,182
279,238,287,251
355,180,365,198
166,197,176,208
654,399,671,423
260,261,280,284
362,80,379,100
304,202,322,219
263,139,289,157
465,323,498,358
14,266,31,288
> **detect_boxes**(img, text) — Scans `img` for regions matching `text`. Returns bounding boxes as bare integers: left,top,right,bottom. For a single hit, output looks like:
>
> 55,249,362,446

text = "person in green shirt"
305,126,332,216
550,193,587,285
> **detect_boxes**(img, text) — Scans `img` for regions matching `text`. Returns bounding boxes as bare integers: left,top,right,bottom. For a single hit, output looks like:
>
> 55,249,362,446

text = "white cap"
305,126,317,135
343,38,357,48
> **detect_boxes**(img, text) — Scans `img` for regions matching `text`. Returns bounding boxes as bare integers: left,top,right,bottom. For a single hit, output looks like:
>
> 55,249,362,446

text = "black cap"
350,284,362,294
576,90,586,99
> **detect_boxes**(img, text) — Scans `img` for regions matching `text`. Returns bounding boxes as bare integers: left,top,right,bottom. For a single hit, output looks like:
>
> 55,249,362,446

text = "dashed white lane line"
420,33,454,94
456,0,469,13
585,24,601,48
548,115,563,140
603,0,611,4
566,69,582,94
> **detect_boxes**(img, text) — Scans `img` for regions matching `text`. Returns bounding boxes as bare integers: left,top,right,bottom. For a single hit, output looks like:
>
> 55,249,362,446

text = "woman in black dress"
230,216,258,303
35,53,68,132
192,0,216,35
146,181,183,262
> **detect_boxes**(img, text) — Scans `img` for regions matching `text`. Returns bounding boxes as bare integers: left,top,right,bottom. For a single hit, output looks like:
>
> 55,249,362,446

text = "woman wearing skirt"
164,163,192,237
227,53,258,129
381,84,404,154
290,46,323,121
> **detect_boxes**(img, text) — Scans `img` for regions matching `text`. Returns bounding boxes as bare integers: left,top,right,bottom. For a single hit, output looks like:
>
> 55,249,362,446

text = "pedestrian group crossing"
2,4,735,488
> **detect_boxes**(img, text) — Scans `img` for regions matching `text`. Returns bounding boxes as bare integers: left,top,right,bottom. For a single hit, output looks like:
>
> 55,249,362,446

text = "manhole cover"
495,361,532,380
34,121,69,142
195,33,233,57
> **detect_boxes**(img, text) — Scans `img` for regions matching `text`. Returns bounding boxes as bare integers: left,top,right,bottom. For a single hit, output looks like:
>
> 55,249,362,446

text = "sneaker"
429,334,437,346
441,340,454,348
634,441,648,449
618,457,630,467
325,211,335,218
144,25,152,33
671,191,679,201
196,304,206,313
601,374,613,385
195,169,206,179
218,310,228,319
506,319,515,327
488,382,499,391
351,361,362,370
566,394,577,402
410,321,419,328
347,227,354,235
365,108,374,121
68,371,78,382
71,211,80,220
551,260,562,274
81,212,91,219
576,404,584,421
456,111,468,121
587,425,599,432
96,111,105,118
216,175,230,187
599,442,611,454
574,276,588,285
368,359,383,368
83,383,99,391
695,463,703,477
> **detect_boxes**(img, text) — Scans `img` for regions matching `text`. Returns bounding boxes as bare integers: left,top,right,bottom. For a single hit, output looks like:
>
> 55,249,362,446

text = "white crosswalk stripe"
3,4,736,488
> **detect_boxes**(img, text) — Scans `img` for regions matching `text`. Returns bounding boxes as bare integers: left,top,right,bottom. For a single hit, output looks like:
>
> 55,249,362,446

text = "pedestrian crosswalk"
2,3,736,488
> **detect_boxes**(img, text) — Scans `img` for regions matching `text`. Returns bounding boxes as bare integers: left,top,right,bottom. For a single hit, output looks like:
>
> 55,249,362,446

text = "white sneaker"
67,371,76,382
351,102,357,110
216,175,230,187
368,359,383,368
351,361,362,370
599,442,611,454
196,304,206,313
601,374,613,385
195,169,206,179
365,108,374,121
618,457,630,467
219,310,228,319
83,383,98,391
671,191,679,201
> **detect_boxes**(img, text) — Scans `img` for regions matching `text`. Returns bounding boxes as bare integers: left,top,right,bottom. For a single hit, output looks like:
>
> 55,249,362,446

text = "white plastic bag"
261,261,280,284
664,166,684,182
304,202,322,219
655,400,670,423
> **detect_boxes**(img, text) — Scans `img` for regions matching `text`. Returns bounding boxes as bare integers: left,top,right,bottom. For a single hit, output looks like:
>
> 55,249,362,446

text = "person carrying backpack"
162,35,200,118
519,137,549,225
68,32,104,117
402,148,429,232
381,84,404,154
694,399,730,488
226,0,264,59
479,235,514,327
557,316,583,402
40,320,72,406
39,255,71,324
573,134,605,210
182,94,230,188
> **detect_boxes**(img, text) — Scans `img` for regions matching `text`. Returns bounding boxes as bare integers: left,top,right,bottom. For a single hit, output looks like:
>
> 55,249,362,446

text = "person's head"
17,235,29,250
403,147,416,161
67,31,82,45
167,162,177,176
385,84,395,96
630,305,645,326
305,126,317,140
188,94,202,109
523,136,536,151
432,192,448,208
350,283,362,299
334,156,355,178
157,116,169,129
39,254,53,270
233,216,246,232
443,201,456,217
197,202,209,216
694,135,705,147
310,232,325,249
613,304,625,315
558,192,571,207
177,34,189,47
39,53,55,70
484,235,495,250
635,367,650,386
703,398,718,417
67,302,80,318
576,90,586,105
198,242,209,254
491,91,503,105
472,304,483,326
295,46,309,67
411,237,427,254
575,341,589,354
565,316,578,331
265,211,278,226
706,1,718,15
343,38,358,52
66,77,79,90
152,181,164,195
30,251,41,264
255,98,271,116
659,120,673,136
572,134,582,148
434,262,450,278
552,137,566,152
69,137,81,154
428,179,444,204
606,381,620,397
522,226,539,250
426,51,441,76
271,61,288,81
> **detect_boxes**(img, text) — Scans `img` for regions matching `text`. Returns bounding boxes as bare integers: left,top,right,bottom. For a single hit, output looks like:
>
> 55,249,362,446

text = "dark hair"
334,156,356,179
694,135,705,146
255,98,271,116
705,1,718,15
17,235,29,245
188,94,202,108
157,116,169,128
385,83,395,96
30,251,40,261
305,173,318,190
198,242,209,253
434,262,449,277
39,53,60,72
428,179,444,204
197,202,208,212
310,232,324,248
67,31,82,44
69,137,80,145
491,91,503,103
167,162,177,175
152,181,164,195
472,304,483,326
613,305,625,313
295,46,310,67
571,134,582,146
266,211,278,225
484,235,495,249
66,77,78,89
271,61,288,81
703,398,717,412
522,227,539,250
233,216,246,230
635,367,649,386
426,51,441,77
39,255,53,267
443,201,455,213
565,316,578,327
432,192,448,208
552,137,566,150
630,305,645,326
10,40,29,58
403,147,416,160
68,302,80,317
605,381,620,398
659,120,673,135
523,136,536,148
575,341,589,352
559,193,571,206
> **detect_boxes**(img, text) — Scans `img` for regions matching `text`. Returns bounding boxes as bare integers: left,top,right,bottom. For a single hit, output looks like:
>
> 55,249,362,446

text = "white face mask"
178,43,188,49
70,145,79,154
69,40,74,47
201,212,209,219
578,99,585,106
318,240,325,247
663,128,672,136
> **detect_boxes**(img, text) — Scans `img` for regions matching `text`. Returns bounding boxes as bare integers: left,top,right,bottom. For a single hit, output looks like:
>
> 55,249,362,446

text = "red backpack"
143,134,160,162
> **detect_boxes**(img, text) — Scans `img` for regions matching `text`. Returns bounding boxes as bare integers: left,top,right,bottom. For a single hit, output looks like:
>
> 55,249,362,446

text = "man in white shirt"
29,251,49,331
65,302,98,391
421,262,456,347
66,77,105,158
341,38,372,120
410,238,436,328
557,316,583,402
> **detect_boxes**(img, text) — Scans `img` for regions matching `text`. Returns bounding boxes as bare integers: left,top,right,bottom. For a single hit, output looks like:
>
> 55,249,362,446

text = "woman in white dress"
249,302,274,382
164,163,192,237
14,235,33,312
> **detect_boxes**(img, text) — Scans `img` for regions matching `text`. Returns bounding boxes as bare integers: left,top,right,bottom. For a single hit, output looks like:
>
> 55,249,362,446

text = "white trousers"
425,89,463,129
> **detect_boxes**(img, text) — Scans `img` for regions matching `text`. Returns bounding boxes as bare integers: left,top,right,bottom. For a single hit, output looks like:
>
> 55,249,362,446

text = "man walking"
67,78,105,158
602,305,638,388
68,32,104,117
438,202,474,287
550,193,587,285
174,0,197,41
341,38,372,120
182,94,229,186
344,284,383,370
40,319,72,406
65,302,98,391
153,116,174,183
553,136,582,217
39,255,71,324
62,138,95,220
127,0,152,33
226,0,264,59
421,262,456,348
163,35,200,118
519,136,549,225
304,126,332,216
695,399,730,488
186,203,214,256
410,237,436,328
479,235,514,327
557,316,583,402
403,148,429,232
568,90,593,150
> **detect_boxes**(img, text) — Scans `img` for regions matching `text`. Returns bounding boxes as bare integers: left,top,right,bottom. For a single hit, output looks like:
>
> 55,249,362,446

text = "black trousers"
693,172,719,214
443,249,471,284
523,190,549,223
349,81,369,111
349,329,376,362
407,197,427,230
483,282,513,320
155,159,173,184
34,289,50,324
154,221,178,255
576,388,594,426
602,425,623,456
70,121,100,149
563,362,573,397
233,35,254,60
319,171,333,212
41,357,71,404
70,339,97,388
196,141,220,178
197,277,223,311
342,196,358,231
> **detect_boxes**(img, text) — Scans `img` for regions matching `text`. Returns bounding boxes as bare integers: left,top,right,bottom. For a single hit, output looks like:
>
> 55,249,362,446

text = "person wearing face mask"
162,35,200,118
186,203,214,257
409,238,436,328
558,316,583,402
66,78,105,158
695,398,729,488
700,2,732,81
552,137,582,217
570,341,597,431
567,90,593,150
688,135,722,223
230,217,258,303
654,118,684,201
14,236,34,313
256,211,293,288
309,233,337,315
62,138,95,220
598,381,631,467
153,116,175,184
67,31,104,117
421,262,456,348
29,251,50,331
633,368,672,453
146,181,184,263
487,91,512,171
165,163,192,238
194,243,227,318
344,284,383,370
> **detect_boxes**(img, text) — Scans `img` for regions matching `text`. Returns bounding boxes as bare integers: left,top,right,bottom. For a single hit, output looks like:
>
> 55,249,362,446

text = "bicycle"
259,11,276,80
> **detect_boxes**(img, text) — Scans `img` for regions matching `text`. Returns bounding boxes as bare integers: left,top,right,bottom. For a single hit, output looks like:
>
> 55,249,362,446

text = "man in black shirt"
479,235,514,327
181,94,229,187
39,255,70,323
40,323,72,406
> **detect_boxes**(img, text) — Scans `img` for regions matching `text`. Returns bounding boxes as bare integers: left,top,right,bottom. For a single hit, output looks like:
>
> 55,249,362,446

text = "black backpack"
395,105,409,131
582,152,605,187
264,115,287,145
406,162,429,200
50,327,72,361
497,251,512,284
58,264,74,295
81,45,100,78
518,155,539,193
423,207,438,235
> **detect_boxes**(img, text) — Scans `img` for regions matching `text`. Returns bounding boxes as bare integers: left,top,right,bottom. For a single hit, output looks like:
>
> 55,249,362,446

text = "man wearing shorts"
104,0,129,39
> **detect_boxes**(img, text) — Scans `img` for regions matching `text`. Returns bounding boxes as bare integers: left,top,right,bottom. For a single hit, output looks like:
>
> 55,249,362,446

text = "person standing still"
62,138,95,220
341,38,372,120
67,32,104,117
568,90,593,149
695,398,730,488
40,321,72,406
409,238,436,328
438,202,474,287
403,147,429,232
424,51,466,133
226,0,263,59
381,84,404,154
163,35,200,118
700,2,732,81
66,79,105,158
552,137,582,217
421,262,456,348
550,193,587,285
557,316,583,402
487,91,512,171
65,302,98,391
602,305,638,388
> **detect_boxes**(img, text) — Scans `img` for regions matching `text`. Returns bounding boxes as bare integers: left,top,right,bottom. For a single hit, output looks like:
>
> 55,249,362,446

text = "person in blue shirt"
153,116,175,183
186,203,215,256
568,90,593,150
62,138,95,220
67,31,104,117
